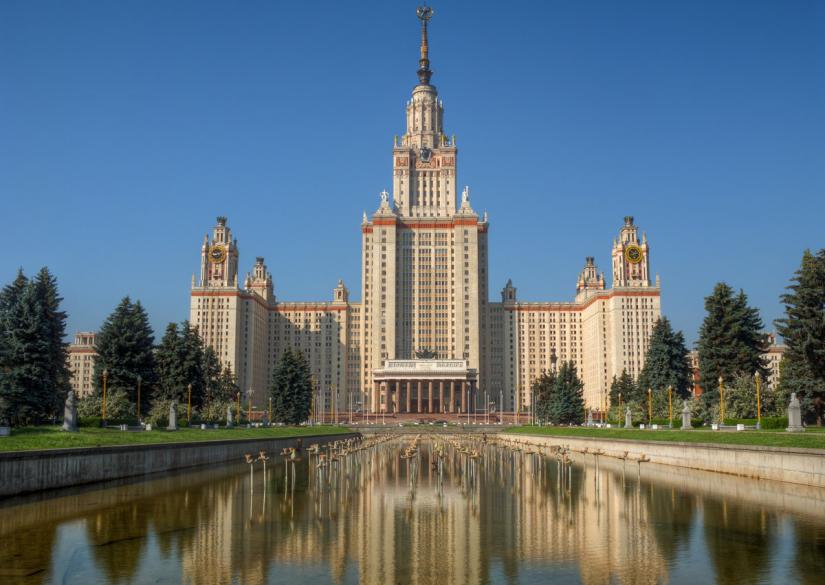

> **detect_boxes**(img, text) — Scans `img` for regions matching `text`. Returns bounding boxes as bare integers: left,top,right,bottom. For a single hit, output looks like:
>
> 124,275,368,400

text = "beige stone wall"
67,332,97,397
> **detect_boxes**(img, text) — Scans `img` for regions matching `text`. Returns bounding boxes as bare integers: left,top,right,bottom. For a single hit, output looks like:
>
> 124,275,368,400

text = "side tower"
190,217,243,383
611,216,651,288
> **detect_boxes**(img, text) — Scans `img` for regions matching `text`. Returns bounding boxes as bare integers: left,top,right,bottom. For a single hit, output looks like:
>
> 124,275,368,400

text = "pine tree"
775,249,825,425
179,321,206,408
32,267,71,417
532,371,556,424
94,297,156,414
637,317,692,416
202,345,222,404
270,347,312,425
609,369,640,406
155,323,185,402
0,279,52,424
215,364,239,404
697,283,768,413
545,361,585,425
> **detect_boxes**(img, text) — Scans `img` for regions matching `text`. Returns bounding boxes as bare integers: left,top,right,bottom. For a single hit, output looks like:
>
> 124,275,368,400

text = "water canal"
1,435,823,584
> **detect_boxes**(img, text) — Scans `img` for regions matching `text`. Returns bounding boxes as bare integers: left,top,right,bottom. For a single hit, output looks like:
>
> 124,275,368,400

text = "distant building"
68,332,97,397
688,333,785,397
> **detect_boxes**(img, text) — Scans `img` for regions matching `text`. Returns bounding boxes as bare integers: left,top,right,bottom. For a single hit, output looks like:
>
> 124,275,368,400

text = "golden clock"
208,245,227,264
624,244,643,264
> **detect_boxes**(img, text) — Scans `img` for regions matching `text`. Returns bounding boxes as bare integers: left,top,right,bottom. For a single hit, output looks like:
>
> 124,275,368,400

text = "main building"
189,9,661,415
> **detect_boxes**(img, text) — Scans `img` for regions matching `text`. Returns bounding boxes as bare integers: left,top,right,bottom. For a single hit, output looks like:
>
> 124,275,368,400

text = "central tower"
360,6,488,413
393,5,457,218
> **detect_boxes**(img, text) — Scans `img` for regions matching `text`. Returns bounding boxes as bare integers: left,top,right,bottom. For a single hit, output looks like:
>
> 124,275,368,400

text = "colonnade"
372,379,476,414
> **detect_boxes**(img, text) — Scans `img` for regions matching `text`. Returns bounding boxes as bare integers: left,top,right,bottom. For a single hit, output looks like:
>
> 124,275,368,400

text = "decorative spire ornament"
416,5,434,85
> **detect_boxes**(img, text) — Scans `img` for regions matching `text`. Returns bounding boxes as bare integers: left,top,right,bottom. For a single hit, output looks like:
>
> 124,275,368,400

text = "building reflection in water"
1,439,824,585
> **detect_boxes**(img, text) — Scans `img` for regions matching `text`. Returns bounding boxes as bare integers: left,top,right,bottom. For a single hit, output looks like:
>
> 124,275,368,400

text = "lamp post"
187,383,192,423
268,396,272,425
102,369,109,423
647,388,652,424
618,392,622,411
333,383,338,425
136,374,142,422
718,376,725,425
755,372,762,430
236,391,241,422
668,385,673,428
247,388,253,424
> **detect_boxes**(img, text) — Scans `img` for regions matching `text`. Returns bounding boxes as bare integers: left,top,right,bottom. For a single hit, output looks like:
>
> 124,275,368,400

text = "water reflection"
1,436,824,585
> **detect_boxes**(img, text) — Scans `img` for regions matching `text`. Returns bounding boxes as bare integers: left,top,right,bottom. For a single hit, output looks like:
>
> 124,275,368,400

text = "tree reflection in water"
0,436,823,585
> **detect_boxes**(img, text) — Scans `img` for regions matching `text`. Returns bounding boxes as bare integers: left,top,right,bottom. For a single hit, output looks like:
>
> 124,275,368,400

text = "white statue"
380,189,389,204
461,185,470,205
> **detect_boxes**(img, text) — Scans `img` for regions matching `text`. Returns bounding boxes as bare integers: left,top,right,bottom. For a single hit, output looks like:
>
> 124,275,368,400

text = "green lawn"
0,425,352,452
505,425,825,450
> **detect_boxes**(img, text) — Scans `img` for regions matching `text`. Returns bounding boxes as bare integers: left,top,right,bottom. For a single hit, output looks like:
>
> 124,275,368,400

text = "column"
417,380,423,413
428,380,434,414
461,381,467,413
439,381,444,414
393,381,399,413
406,381,412,413
449,381,456,413
381,382,387,413
374,380,380,413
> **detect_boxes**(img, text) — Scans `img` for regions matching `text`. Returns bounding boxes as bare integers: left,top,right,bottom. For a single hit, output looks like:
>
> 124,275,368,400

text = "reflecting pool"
1,436,824,585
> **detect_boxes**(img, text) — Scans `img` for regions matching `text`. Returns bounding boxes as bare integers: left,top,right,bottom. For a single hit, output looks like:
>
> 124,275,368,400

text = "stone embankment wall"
0,433,356,498
501,433,825,488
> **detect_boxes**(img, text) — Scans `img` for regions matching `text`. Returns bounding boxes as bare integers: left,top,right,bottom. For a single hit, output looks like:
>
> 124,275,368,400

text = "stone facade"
67,332,97,397
188,14,662,413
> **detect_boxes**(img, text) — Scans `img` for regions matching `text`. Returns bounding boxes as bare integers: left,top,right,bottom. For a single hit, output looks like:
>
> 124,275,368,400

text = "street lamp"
187,383,192,423
647,388,652,424
718,376,725,425
102,368,109,423
668,385,673,428
755,372,762,430
136,374,142,422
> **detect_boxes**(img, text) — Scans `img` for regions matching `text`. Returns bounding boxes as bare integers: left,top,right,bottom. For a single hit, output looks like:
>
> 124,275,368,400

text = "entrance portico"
372,359,478,415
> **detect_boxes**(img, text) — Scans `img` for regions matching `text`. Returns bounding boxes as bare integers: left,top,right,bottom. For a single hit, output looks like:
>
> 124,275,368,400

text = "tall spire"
416,5,434,85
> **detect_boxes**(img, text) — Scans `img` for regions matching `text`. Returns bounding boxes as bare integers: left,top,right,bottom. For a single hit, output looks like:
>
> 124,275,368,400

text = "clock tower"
611,216,652,288
198,216,239,288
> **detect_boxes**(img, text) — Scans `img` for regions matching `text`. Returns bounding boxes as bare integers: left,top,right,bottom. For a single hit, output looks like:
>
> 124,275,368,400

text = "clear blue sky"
1,1,823,345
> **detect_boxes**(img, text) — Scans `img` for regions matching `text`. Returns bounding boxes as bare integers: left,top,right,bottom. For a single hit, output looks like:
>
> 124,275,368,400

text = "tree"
775,249,825,425
544,361,585,425
0,269,72,425
202,346,222,404
697,283,768,414
532,371,556,424
94,298,156,414
155,323,185,402
269,347,312,425
0,274,52,425
609,369,640,406
32,268,72,418
722,372,778,420
638,317,692,415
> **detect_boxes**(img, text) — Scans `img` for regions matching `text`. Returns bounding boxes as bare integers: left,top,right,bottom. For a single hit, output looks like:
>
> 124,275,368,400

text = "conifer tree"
32,267,71,417
637,317,692,415
775,249,825,425
532,371,556,424
202,345,222,404
545,361,585,425
697,283,768,412
93,297,156,411
155,323,185,402
269,347,312,424
609,369,640,406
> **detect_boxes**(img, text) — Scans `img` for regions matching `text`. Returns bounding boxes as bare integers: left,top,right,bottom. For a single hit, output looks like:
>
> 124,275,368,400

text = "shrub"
724,418,758,426
77,389,135,421
761,416,788,429
79,416,102,428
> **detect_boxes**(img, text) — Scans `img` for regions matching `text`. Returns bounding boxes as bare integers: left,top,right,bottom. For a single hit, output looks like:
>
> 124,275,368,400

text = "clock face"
420,147,432,162
624,245,643,264
209,245,227,264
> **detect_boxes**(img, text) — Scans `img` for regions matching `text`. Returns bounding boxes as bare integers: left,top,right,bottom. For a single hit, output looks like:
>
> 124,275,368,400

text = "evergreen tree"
155,323,185,402
269,347,312,424
697,283,768,413
179,321,206,408
32,267,71,417
545,361,585,425
609,369,640,406
214,364,238,404
532,371,556,424
94,297,156,415
202,345,222,404
775,249,825,425
0,276,52,424
638,317,691,397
